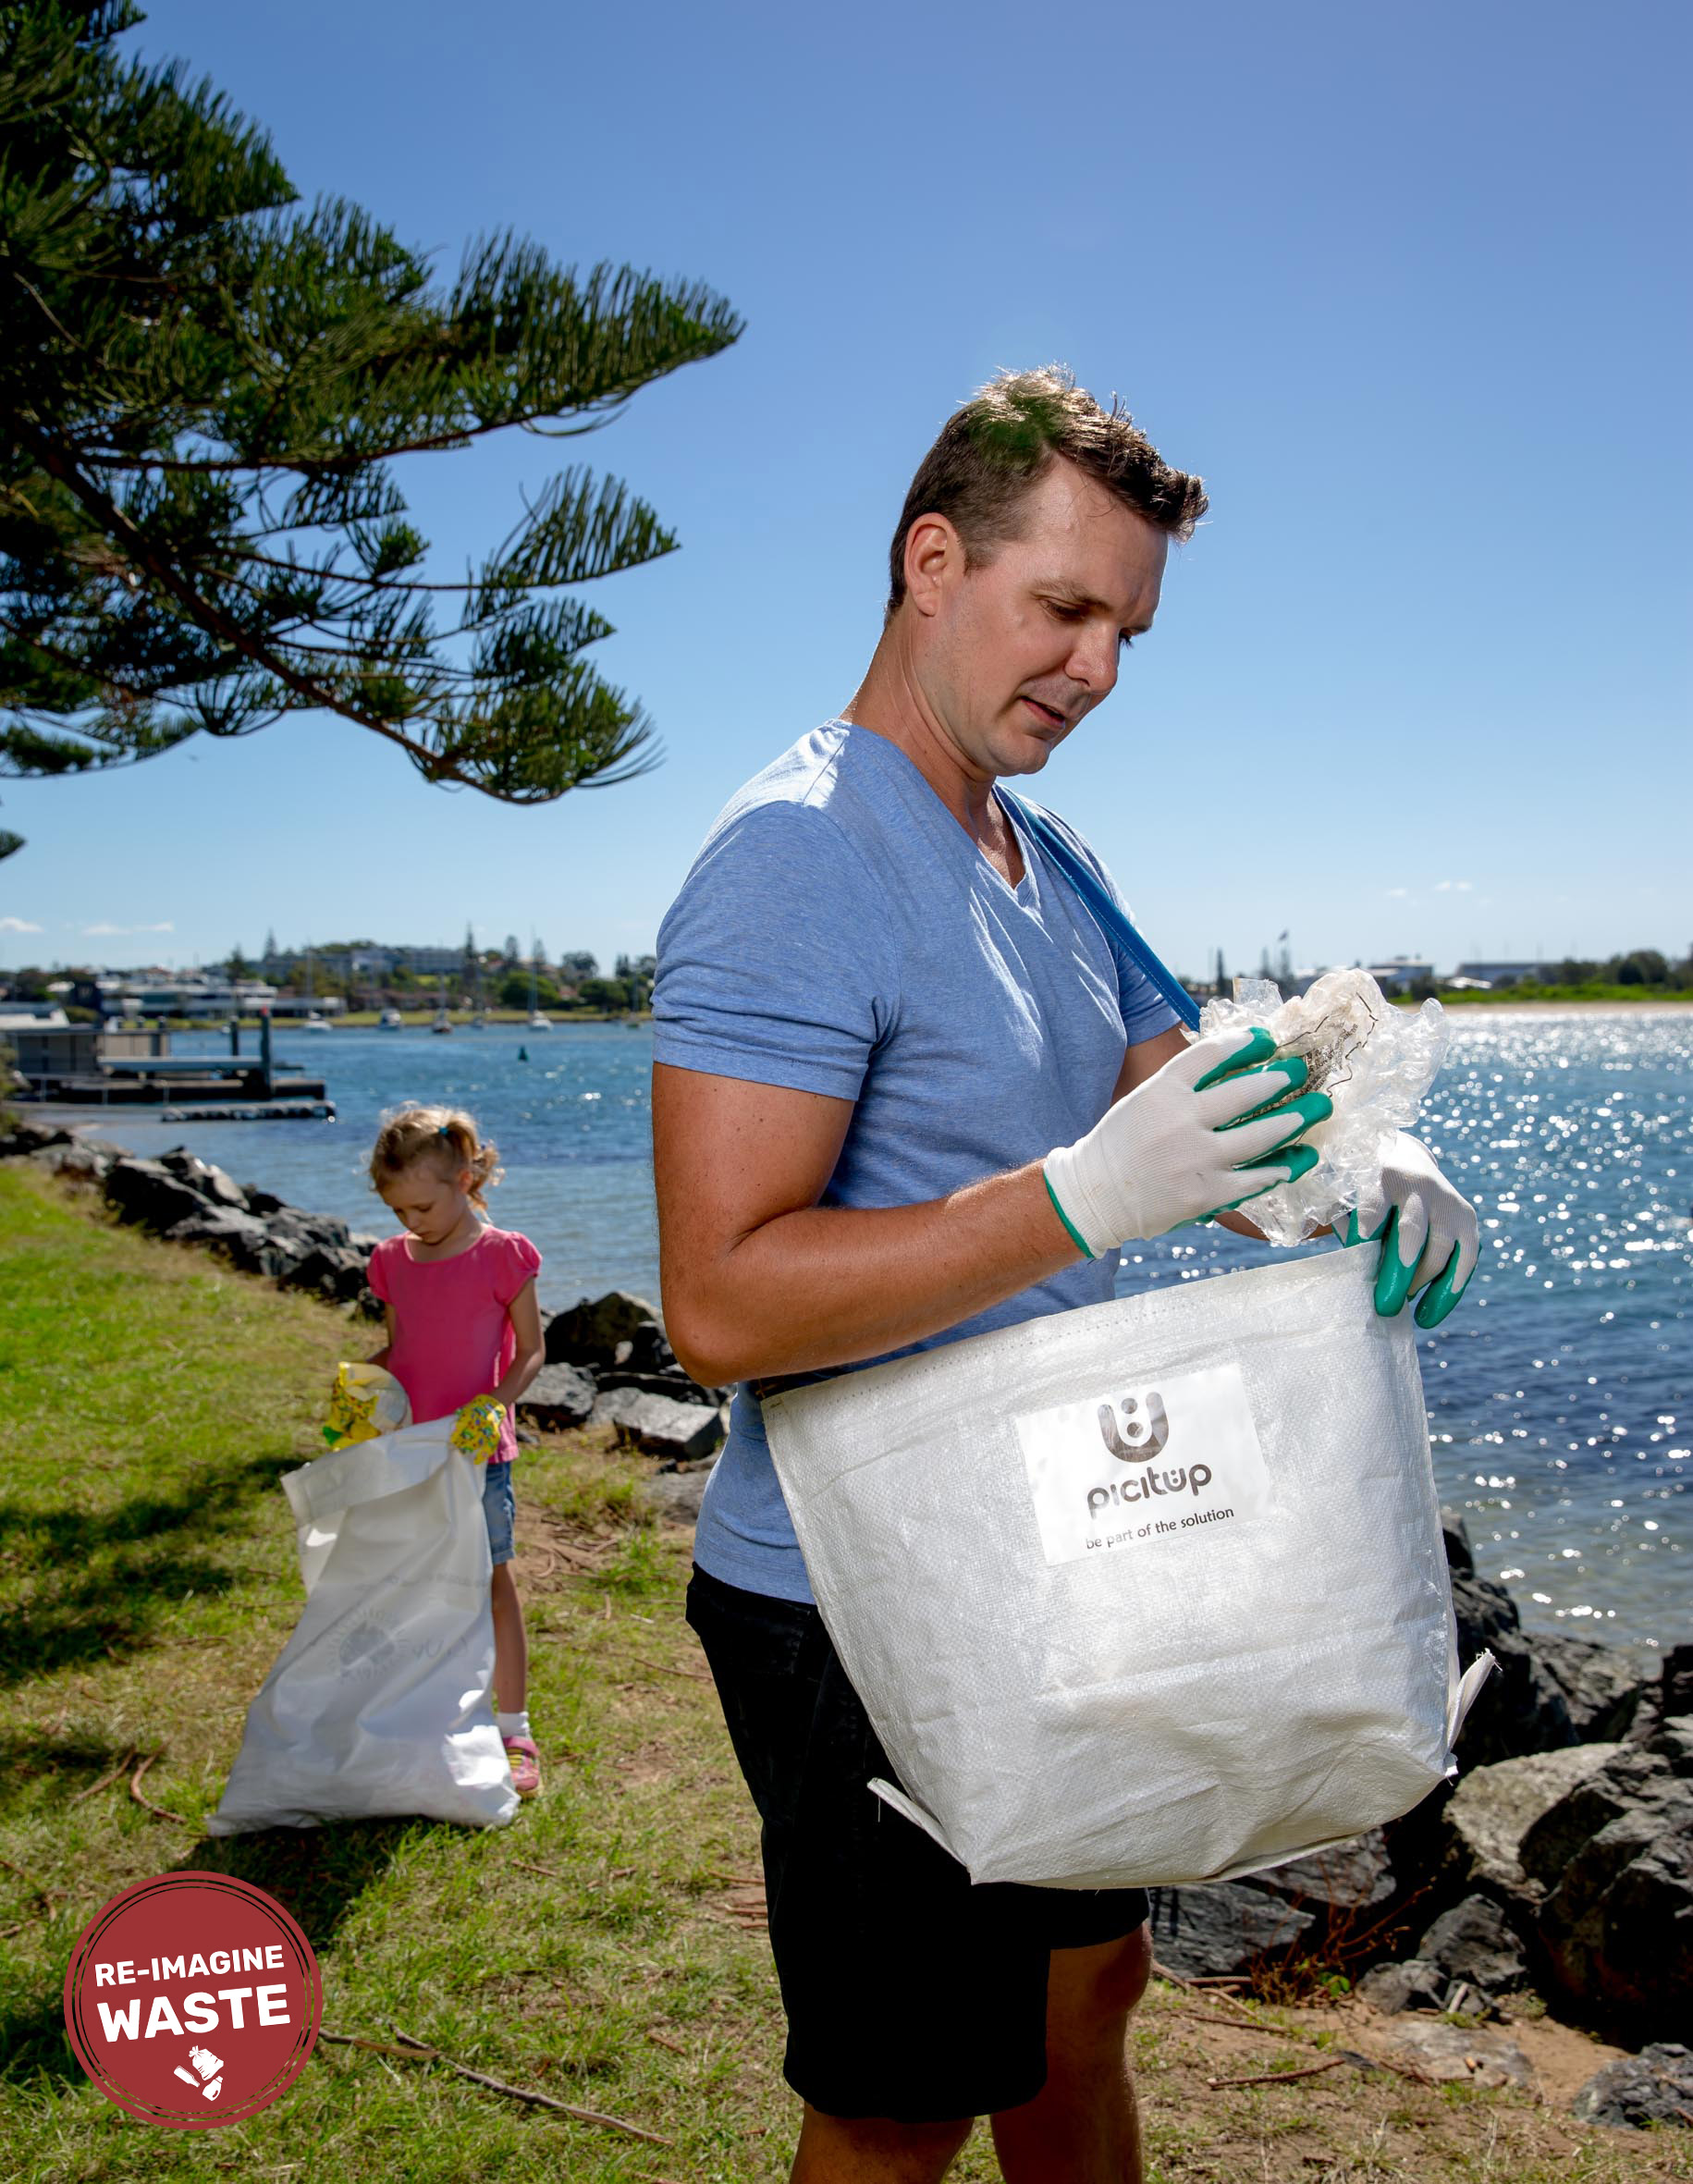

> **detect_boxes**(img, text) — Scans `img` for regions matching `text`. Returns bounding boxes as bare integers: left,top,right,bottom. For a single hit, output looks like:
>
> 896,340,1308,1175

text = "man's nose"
1066,627,1119,698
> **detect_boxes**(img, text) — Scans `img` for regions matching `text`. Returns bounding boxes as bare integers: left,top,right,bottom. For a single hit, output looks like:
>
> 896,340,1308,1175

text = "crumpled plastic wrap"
1197,968,1449,1245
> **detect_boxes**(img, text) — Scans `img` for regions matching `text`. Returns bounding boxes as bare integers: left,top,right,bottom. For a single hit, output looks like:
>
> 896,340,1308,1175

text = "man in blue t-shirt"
652,369,1477,2182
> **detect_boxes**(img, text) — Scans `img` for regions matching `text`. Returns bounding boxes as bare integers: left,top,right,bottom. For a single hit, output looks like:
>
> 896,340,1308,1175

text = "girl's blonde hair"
368,1104,503,1209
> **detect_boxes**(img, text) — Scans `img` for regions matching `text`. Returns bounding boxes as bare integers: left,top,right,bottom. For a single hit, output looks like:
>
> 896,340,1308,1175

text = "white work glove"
1334,1131,1479,1327
1043,1027,1331,1257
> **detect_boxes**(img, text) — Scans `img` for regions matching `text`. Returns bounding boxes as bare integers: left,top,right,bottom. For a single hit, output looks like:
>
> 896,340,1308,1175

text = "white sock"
497,1710,532,1740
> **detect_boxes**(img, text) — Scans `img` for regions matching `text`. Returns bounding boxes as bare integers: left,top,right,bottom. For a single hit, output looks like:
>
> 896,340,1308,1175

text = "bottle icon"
172,2043,225,2101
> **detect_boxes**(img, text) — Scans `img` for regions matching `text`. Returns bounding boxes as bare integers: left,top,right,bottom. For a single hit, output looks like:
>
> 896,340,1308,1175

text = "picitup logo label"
1015,1363,1270,1568
1097,1392,1170,1461
1088,1392,1208,1514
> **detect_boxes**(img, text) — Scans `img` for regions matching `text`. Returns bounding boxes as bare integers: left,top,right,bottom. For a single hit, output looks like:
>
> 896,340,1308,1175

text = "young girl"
364,1105,547,1797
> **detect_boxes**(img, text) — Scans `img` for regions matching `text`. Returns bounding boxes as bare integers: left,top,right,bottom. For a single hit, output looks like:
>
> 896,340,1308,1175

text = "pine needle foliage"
0,1,742,856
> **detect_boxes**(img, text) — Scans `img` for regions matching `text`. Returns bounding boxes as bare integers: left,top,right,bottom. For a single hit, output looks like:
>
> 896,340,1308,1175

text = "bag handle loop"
1000,791,1200,1032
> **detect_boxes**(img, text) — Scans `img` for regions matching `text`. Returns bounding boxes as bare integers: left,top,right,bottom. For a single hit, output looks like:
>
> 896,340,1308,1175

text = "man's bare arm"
654,1061,1083,1387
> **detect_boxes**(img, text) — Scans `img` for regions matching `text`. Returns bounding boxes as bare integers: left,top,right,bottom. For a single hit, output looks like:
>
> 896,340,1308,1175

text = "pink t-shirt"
367,1226,542,1464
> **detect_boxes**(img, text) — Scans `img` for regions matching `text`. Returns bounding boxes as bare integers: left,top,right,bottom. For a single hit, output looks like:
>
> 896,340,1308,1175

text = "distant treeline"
1408,949,1693,1001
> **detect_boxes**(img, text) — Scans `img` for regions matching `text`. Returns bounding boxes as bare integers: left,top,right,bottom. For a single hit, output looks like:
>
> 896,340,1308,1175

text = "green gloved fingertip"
1221,1140,1319,1210
1194,1025,1278,1090
1214,1054,1310,1120
1414,1246,1470,1328
1224,1088,1332,1150
1372,1208,1420,1316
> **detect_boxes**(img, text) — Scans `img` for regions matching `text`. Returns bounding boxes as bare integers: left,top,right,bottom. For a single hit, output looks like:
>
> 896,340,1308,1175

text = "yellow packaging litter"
448,1396,506,1464
323,1361,411,1450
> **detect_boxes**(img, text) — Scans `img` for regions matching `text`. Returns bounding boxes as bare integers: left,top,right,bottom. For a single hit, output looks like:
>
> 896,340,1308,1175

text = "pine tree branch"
10,413,464,781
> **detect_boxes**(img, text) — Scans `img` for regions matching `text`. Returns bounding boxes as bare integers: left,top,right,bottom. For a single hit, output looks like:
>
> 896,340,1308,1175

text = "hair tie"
437,1123,452,1139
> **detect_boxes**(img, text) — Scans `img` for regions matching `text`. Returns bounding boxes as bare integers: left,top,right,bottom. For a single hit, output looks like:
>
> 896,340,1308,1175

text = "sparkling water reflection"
87,1012,1689,1657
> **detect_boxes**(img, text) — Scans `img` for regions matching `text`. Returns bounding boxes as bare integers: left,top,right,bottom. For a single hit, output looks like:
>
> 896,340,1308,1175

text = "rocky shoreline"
6,1116,1687,2133
5,1117,731,1474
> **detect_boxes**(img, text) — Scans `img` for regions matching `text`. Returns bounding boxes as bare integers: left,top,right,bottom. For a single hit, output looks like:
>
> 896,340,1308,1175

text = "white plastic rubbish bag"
764,1250,1491,1890
207,1422,517,1834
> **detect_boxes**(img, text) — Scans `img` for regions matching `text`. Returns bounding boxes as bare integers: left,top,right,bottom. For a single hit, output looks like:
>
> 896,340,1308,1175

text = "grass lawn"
0,1163,1687,2182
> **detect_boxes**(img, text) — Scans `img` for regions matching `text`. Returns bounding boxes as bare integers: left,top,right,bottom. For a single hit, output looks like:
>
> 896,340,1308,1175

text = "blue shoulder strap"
1000,791,1200,1032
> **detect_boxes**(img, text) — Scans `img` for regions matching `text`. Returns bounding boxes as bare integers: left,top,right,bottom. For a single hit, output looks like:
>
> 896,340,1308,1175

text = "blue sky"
3,0,1687,979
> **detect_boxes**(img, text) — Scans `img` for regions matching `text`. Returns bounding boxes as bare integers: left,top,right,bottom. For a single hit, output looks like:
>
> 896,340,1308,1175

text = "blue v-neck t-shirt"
652,721,1182,1603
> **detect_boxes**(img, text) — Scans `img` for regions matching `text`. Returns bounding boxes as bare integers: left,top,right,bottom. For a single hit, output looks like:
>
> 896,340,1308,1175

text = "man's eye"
1119,635,1136,653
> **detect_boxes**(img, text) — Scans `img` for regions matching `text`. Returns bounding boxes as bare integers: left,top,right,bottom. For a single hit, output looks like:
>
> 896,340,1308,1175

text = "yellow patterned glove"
450,1395,506,1464
324,1362,411,1449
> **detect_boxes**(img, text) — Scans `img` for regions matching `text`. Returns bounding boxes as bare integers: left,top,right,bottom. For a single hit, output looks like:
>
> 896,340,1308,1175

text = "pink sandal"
503,1735,542,1798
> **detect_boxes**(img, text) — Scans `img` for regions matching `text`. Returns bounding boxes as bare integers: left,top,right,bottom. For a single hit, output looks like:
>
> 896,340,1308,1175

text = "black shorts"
685,1564,1149,2123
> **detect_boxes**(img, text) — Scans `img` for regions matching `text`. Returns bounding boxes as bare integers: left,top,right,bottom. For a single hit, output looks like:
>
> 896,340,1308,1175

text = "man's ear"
902,511,963,620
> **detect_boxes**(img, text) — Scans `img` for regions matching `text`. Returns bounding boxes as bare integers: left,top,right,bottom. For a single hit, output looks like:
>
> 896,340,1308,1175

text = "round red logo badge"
63,1872,323,2129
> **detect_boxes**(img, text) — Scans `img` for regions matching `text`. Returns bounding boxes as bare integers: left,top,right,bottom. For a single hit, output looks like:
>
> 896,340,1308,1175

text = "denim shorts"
685,1564,1149,2122
482,1460,516,1565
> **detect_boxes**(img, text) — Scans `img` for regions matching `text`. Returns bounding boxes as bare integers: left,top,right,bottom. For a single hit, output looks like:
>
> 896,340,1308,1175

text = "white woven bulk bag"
208,1422,517,1834
764,1250,1490,1890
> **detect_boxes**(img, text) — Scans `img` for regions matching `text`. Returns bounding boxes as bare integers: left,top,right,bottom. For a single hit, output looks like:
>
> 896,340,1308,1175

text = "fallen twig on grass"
644,2029,687,2055
511,1858,572,1883
129,1753,190,1825
387,2023,669,2146
1208,2055,1351,2091
608,1650,710,1687
318,2030,429,2063
583,1864,637,1892
68,1749,135,1804
1161,1995,1274,2033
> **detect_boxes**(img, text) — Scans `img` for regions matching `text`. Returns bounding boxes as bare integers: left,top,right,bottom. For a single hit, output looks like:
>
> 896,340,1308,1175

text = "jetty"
7,1015,332,1113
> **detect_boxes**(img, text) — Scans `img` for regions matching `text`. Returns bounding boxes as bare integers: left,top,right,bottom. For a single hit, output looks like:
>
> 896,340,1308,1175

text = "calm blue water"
72,1013,1690,1659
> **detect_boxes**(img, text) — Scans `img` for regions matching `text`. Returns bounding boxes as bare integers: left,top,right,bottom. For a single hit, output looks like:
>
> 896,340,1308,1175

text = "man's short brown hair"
886,366,1207,619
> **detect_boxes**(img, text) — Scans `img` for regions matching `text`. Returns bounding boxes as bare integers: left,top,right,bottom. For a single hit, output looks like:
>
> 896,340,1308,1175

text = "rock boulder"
546,1291,663,1368
1145,1883,1314,1980
1413,1894,1528,1998
164,1208,276,1259
517,1363,596,1431
1521,1735,1693,2034
1380,2018,1534,2089
0,1119,73,1157
1571,2043,1693,2130
159,1146,248,1210
278,1243,374,1305
592,1388,723,1464
31,1140,117,1183
103,1157,214,1233
641,1468,715,1524
1356,1957,1447,2014
614,1318,677,1374
1626,1643,1693,1748
1439,1741,1624,1900
1242,1829,1394,1913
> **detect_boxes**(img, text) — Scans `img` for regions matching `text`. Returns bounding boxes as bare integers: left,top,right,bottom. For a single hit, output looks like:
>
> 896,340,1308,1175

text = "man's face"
913,459,1170,780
